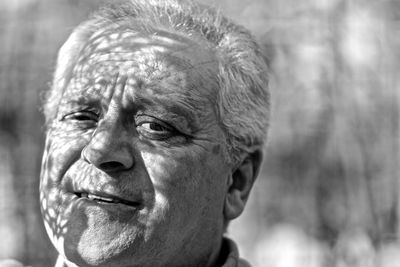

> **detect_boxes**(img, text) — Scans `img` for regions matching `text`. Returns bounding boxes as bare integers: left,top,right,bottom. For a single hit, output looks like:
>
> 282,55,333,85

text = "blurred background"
0,0,398,266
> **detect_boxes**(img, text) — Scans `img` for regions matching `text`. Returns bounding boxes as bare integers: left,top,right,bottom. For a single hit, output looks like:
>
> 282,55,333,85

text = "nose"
81,116,134,173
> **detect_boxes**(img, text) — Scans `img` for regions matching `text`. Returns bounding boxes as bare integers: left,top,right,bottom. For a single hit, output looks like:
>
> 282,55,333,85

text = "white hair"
44,0,270,163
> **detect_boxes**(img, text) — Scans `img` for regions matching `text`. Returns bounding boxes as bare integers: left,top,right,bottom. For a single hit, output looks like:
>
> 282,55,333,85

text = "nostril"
81,139,135,171
99,161,127,172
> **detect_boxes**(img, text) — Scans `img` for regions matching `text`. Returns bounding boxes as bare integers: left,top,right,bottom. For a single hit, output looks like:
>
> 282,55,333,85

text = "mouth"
74,192,142,208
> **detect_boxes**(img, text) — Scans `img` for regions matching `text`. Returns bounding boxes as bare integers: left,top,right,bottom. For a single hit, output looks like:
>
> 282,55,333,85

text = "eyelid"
135,114,188,142
61,109,99,121
138,122,173,137
135,114,172,128
135,113,194,136
135,115,177,135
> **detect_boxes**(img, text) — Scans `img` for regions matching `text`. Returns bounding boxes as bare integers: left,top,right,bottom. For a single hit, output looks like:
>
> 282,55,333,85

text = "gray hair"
43,0,270,163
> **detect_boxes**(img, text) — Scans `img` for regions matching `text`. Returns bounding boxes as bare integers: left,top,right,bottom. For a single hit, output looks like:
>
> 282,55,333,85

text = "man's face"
40,28,231,267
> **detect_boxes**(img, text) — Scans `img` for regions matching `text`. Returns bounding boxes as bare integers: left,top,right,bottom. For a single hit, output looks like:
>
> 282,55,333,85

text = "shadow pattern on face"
40,26,227,267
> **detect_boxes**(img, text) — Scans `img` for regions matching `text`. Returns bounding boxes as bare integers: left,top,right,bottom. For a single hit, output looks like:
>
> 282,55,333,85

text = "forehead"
67,28,219,97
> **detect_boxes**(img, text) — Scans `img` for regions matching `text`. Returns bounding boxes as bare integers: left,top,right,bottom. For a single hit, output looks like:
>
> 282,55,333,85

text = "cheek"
40,132,89,240
140,147,227,224
141,149,201,200
41,130,88,185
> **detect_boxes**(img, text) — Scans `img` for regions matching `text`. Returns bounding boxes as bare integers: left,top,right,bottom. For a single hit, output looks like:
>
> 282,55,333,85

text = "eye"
140,122,170,132
136,116,178,141
61,110,99,123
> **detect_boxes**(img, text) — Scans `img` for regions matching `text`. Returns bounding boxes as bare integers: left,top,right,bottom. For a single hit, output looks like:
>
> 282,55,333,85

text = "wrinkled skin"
40,28,232,267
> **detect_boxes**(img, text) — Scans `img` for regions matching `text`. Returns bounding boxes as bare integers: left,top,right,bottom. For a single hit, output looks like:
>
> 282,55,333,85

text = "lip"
74,191,143,209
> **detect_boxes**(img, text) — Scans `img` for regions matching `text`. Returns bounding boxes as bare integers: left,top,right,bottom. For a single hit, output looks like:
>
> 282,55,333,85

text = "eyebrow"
58,96,101,112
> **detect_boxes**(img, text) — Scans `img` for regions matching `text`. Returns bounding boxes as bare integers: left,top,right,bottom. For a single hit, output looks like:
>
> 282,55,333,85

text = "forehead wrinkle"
64,29,219,115
151,29,212,49
82,44,168,62
87,31,206,60
152,55,219,101
83,30,188,63
76,48,168,83
58,95,100,114
86,29,140,51
77,30,216,80
139,79,214,119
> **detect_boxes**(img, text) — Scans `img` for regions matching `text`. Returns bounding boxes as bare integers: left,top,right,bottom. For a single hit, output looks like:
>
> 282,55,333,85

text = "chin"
56,207,146,267
63,240,139,267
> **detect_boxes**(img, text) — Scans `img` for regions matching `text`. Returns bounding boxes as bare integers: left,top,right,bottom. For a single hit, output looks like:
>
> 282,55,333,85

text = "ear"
223,149,263,221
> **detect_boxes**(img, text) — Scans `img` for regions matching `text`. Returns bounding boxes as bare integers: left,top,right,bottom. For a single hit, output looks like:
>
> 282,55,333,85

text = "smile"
75,192,142,208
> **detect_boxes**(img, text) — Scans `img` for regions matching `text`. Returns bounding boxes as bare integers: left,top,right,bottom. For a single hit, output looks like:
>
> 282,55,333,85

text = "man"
40,0,270,266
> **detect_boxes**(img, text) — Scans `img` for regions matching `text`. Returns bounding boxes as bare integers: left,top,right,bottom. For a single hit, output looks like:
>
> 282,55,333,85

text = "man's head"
40,0,270,266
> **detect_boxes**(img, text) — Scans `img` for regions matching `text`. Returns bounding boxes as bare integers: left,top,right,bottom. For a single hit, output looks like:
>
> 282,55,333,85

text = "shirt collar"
221,237,252,267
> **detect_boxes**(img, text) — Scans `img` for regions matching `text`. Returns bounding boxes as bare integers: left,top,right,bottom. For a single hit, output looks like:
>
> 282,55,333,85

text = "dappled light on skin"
39,25,231,267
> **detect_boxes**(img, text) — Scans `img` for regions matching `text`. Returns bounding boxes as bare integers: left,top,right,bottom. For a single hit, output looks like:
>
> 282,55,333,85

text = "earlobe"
223,150,263,221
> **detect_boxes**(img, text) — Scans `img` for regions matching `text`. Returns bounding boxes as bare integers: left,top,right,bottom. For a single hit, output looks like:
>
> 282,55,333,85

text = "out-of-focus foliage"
0,0,398,266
